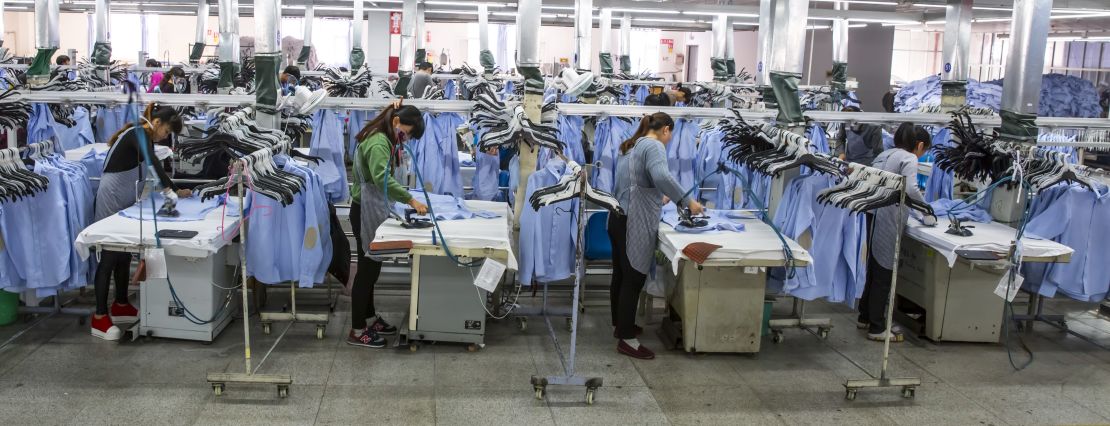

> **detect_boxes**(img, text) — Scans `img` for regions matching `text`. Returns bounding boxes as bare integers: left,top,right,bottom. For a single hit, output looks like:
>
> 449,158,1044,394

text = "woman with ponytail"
347,99,428,348
90,104,188,341
609,112,704,359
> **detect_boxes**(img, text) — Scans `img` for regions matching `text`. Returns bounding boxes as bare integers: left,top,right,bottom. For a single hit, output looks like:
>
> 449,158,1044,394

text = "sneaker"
617,340,655,360
110,302,139,323
613,325,644,339
90,315,122,341
347,329,387,348
867,326,905,343
856,320,870,330
369,317,398,335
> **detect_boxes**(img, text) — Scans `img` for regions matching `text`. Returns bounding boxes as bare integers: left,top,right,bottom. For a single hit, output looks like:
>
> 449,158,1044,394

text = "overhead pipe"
29,0,60,85
351,0,365,70
619,14,631,74
940,0,973,111
598,8,612,75
574,0,592,72
217,0,241,93
769,0,810,125
0,1,5,56
187,0,208,65
298,0,314,65
415,1,426,65
396,0,418,95
999,0,1053,142
139,13,149,65
711,15,728,81
755,0,776,107
478,3,494,75
253,0,282,129
831,2,848,94
513,0,543,226
724,17,735,78
91,0,111,66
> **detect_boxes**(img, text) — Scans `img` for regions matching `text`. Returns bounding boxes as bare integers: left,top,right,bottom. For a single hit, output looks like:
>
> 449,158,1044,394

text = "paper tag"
993,270,1024,302
144,248,168,279
744,267,759,275
473,258,506,293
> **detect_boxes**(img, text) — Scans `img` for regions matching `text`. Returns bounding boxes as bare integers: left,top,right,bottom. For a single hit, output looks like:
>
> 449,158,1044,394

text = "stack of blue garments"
394,190,500,220
589,116,636,193
894,76,1003,113
0,152,94,297
518,158,578,285
928,198,992,223
410,112,466,197
245,156,333,288
1021,182,1110,302
310,109,350,203
28,103,95,152
985,73,1103,118
768,172,868,305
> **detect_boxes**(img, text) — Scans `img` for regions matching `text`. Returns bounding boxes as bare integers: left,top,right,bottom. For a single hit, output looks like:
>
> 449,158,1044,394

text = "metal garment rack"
844,171,921,401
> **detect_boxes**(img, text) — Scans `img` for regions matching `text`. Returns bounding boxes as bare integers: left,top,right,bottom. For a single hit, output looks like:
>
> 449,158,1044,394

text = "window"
110,14,159,64
281,17,350,68
889,29,941,84
630,28,661,75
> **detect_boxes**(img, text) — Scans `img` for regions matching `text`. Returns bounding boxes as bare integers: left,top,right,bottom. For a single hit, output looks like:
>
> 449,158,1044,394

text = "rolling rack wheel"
771,330,785,344
845,389,857,401
277,385,289,398
817,327,831,340
466,344,479,353
565,317,573,332
517,317,527,332
901,387,916,399
212,384,225,397
530,376,548,400
585,387,597,405
409,342,420,353
316,326,326,340
261,323,272,335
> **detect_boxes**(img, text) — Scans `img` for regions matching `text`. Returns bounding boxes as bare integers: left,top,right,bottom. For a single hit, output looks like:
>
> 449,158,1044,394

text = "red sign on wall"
390,12,403,35
661,38,674,54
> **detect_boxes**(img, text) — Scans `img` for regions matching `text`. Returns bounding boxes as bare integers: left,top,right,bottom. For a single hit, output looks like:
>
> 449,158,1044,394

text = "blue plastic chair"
584,211,612,261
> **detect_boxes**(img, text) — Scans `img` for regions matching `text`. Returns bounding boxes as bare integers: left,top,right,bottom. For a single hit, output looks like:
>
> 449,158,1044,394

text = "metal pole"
880,176,908,379
189,0,209,64
574,0,593,71
940,0,972,110
254,0,282,129
94,0,109,43
415,1,426,64
725,16,736,78
598,8,612,75
999,0,1053,141
0,0,6,49
619,14,631,74
712,14,728,81
396,0,418,95
514,0,543,226
218,0,240,93
236,167,253,375
831,1,849,93
755,0,777,106
478,3,494,75
769,0,810,125
298,0,314,66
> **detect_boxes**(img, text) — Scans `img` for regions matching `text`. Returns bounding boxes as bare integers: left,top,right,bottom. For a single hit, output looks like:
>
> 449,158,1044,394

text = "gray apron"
353,142,392,250
624,139,666,275
94,129,142,223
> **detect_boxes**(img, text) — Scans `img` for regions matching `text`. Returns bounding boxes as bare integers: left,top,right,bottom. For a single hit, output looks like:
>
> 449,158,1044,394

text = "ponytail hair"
356,104,425,145
106,103,183,147
893,121,930,152
620,112,675,155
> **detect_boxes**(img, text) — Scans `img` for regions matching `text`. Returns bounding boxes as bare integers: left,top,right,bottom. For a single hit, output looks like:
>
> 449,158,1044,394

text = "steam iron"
677,207,709,229
157,196,180,218
945,216,973,237
400,208,434,229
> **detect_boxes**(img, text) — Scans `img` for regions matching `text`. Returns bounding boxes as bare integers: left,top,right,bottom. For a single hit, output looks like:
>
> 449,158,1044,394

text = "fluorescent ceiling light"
609,8,680,15
812,0,897,5
683,11,760,18
424,1,486,6
848,23,868,28
848,18,920,24
491,12,559,19
542,6,578,11
633,18,701,24
732,22,760,26
807,25,831,30
427,10,481,15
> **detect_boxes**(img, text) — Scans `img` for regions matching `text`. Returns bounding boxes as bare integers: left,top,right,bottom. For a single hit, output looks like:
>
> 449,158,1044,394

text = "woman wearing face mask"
609,112,704,359
156,66,190,94
90,105,191,340
347,100,428,348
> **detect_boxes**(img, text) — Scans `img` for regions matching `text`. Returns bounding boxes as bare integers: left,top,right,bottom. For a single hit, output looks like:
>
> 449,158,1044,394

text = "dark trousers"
94,250,132,315
859,254,893,334
349,203,383,330
607,213,646,340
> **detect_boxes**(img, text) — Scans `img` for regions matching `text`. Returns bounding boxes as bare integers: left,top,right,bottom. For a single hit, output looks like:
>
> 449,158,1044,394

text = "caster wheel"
534,386,545,400
466,344,478,353
771,331,784,344
565,317,574,332
316,326,325,340
409,342,419,353
517,317,527,332
586,388,597,405
262,323,272,335
818,328,830,340
277,385,289,398
212,384,224,397
845,389,857,401
902,387,915,399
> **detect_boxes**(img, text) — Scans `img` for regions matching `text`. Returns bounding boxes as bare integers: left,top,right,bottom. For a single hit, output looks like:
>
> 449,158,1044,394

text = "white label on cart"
144,248,168,279
993,270,1024,302
744,267,759,275
474,258,506,293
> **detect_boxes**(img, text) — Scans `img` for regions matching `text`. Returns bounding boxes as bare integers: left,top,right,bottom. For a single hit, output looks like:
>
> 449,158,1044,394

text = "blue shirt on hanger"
517,158,578,285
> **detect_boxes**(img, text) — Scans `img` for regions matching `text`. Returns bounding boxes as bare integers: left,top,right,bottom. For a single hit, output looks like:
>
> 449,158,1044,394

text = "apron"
353,139,393,249
93,128,142,223
624,138,666,275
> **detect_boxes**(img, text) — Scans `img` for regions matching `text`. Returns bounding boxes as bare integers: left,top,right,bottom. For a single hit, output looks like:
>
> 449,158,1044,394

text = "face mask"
173,77,187,94
395,129,407,141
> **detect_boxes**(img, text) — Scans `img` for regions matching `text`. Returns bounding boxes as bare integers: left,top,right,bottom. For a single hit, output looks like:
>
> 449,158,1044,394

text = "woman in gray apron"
91,105,188,341
348,100,428,348
609,112,703,359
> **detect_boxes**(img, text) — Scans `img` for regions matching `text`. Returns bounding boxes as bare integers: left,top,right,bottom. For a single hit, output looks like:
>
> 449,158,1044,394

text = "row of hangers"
469,89,562,152
719,112,843,177
0,147,49,203
816,163,937,220
528,160,623,215
193,141,307,206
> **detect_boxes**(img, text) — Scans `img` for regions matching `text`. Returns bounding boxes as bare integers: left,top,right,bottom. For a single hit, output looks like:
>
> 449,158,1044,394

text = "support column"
940,0,973,111
189,0,208,65
769,0,809,125
619,14,631,74
755,0,777,108
91,0,111,65
414,1,426,65
999,0,1052,142
574,0,593,72
0,0,6,58
831,2,848,94
514,0,543,226
725,17,735,78
351,0,365,70
396,0,418,95
139,13,149,65
29,0,60,86
478,3,494,75
598,8,612,76
217,0,241,93
254,0,282,129
712,15,728,81
298,0,314,66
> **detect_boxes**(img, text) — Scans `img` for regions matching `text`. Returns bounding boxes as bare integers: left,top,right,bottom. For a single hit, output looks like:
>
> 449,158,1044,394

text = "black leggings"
859,254,894,334
349,203,383,330
94,250,133,315
607,213,646,340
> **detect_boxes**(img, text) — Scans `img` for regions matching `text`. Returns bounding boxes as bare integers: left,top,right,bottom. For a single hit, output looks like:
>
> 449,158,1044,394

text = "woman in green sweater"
348,100,428,348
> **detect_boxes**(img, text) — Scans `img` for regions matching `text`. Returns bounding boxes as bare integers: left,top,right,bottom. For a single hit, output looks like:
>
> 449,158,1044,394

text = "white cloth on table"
372,200,518,271
905,221,1073,267
657,219,812,275
75,205,241,259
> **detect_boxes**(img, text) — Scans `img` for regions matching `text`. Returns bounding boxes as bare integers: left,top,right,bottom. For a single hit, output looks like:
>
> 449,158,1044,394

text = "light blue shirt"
469,150,500,201
667,118,698,192
310,109,350,204
1021,182,1110,302
394,190,500,220
518,158,578,285
118,194,227,222
95,104,130,144
590,116,635,193
410,112,465,197
660,204,746,233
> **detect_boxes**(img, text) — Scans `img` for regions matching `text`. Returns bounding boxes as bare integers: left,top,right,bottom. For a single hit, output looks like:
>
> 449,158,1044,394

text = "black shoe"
369,317,398,335
347,329,387,348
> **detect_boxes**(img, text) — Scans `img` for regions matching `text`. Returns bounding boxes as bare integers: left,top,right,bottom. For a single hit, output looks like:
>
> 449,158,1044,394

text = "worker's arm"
361,136,414,204
643,141,689,206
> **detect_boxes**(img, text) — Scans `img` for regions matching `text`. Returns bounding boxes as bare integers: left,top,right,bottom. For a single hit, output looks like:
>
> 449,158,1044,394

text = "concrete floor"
1,286,1110,426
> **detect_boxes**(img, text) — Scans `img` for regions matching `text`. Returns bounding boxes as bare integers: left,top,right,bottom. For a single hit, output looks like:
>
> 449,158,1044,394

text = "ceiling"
15,0,1110,34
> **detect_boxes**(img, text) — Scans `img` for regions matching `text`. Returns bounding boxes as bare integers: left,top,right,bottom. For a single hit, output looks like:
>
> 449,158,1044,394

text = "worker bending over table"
91,105,191,341
349,100,429,349
859,122,931,342
610,112,704,360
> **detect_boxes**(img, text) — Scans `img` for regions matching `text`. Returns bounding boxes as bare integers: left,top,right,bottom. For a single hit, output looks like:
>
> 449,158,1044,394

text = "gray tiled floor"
1,287,1110,425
